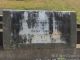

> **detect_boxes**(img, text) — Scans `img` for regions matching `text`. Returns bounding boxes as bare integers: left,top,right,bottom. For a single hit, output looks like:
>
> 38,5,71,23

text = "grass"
0,0,80,23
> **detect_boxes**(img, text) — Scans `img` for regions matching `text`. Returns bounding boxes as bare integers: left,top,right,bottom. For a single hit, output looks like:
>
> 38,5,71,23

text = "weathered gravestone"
3,10,77,49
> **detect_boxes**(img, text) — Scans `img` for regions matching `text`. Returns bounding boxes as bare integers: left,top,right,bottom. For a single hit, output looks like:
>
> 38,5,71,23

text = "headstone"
3,10,77,49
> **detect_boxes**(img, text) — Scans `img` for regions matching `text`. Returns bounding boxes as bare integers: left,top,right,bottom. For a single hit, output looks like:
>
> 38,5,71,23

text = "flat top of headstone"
3,9,76,12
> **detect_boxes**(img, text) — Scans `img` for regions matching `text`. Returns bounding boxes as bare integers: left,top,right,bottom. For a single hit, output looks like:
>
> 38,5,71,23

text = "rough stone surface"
3,10,77,49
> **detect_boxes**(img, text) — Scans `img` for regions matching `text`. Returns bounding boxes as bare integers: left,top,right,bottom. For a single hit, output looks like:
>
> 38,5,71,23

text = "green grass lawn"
0,0,80,23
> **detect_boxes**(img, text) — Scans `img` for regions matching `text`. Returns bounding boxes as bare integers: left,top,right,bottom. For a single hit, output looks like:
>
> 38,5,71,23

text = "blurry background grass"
0,0,80,23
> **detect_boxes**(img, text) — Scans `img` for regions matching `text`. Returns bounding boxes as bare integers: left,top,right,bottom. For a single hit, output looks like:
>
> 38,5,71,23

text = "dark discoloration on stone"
47,12,53,34
27,12,38,28
54,12,71,45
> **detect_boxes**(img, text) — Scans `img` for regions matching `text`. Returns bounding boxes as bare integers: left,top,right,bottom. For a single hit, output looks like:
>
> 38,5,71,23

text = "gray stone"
3,10,77,49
